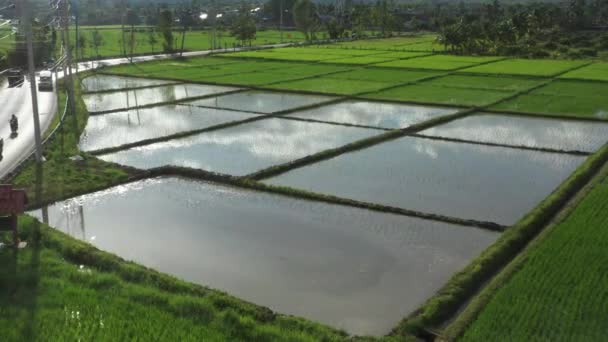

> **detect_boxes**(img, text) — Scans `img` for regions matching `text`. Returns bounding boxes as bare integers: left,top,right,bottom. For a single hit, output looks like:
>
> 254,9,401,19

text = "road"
0,44,290,179
0,80,57,179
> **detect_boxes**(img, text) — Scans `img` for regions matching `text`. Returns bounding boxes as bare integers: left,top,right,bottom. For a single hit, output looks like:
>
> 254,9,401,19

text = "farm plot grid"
79,45,608,336
82,73,604,230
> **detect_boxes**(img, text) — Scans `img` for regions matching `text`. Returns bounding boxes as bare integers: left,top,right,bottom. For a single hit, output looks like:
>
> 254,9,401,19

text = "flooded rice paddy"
81,75,176,92
33,178,499,336
421,113,608,153
265,137,584,226
99,118,380,175
285,100,459,129
71,74,601,335
83,83,239,112
184,90,335,113
79,105,257,151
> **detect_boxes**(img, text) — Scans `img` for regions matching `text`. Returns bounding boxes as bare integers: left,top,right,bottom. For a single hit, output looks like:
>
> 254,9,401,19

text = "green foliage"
230,2,257,44
158,9,174,52
293,0,318,41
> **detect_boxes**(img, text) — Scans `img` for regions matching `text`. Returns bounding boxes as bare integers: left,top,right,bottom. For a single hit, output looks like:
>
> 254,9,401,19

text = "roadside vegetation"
10,77,132,207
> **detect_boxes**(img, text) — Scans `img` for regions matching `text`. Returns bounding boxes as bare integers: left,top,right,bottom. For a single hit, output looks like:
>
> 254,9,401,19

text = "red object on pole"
0,185,28,246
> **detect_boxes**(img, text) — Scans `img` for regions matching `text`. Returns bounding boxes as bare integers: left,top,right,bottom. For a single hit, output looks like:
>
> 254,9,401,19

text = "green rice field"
61,28,307,59
560,62,608,81
461,178,608,341
462,58,588,77
20,34,608,341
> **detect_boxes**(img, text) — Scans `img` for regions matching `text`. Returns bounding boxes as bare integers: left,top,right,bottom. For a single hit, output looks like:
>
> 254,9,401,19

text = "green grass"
267,64,353,77
425,75,546,92
106,58,298,82
461,178,608,341
267,77,395,95
330,68,439,83
462,58,588,77
560,62,608,81
492,80,608,119
202,71,308,86
0,216,349,342
103,57,237,75
334,36,437,50
398,41,446,52
375,55,501,70
321,56,399,65
371,51,431,59
65,28,305,60
364,83,511,106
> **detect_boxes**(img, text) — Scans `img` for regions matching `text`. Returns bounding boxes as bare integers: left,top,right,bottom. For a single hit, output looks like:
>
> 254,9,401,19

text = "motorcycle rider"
10,114,18,134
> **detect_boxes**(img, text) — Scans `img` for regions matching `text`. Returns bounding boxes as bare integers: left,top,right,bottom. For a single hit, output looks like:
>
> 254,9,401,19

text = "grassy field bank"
0,217,350,341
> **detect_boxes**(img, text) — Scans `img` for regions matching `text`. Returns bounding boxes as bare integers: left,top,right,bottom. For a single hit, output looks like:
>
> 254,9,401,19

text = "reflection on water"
422,113,608,152
266,136,585,225
288,100,458,129
30,178,498,336
82,84,239,112
81,75,174,92
185,90,335,113
100,118,380,175
79,105,257,151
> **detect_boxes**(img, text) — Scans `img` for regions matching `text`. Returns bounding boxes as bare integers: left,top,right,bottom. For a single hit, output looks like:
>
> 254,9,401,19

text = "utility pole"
60,0,77,124
22,0,43,162
280,0,283,43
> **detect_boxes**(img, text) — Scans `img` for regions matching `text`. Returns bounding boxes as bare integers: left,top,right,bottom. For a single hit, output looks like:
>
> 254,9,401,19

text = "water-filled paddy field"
33,178,498,336
61,47,608,336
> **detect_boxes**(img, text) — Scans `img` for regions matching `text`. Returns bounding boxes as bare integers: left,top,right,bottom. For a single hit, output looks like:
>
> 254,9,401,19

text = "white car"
38,71,53,91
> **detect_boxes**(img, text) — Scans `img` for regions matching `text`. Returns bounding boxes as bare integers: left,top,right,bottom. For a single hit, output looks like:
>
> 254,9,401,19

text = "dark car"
7,68,24,88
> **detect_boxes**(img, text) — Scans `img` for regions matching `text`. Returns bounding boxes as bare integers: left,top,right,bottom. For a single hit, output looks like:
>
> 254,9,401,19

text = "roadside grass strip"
491,80,608,120
375,55,502,70
266,77,397,95
559,62,608,81
0,217,348,342
462,58,588,77
460,176,608,341
330,68,440,83
363,83,514,107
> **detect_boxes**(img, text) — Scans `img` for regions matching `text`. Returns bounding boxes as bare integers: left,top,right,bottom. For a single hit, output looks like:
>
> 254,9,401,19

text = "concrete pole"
280,0,283,43
61,0,77,121
23,0,43,162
